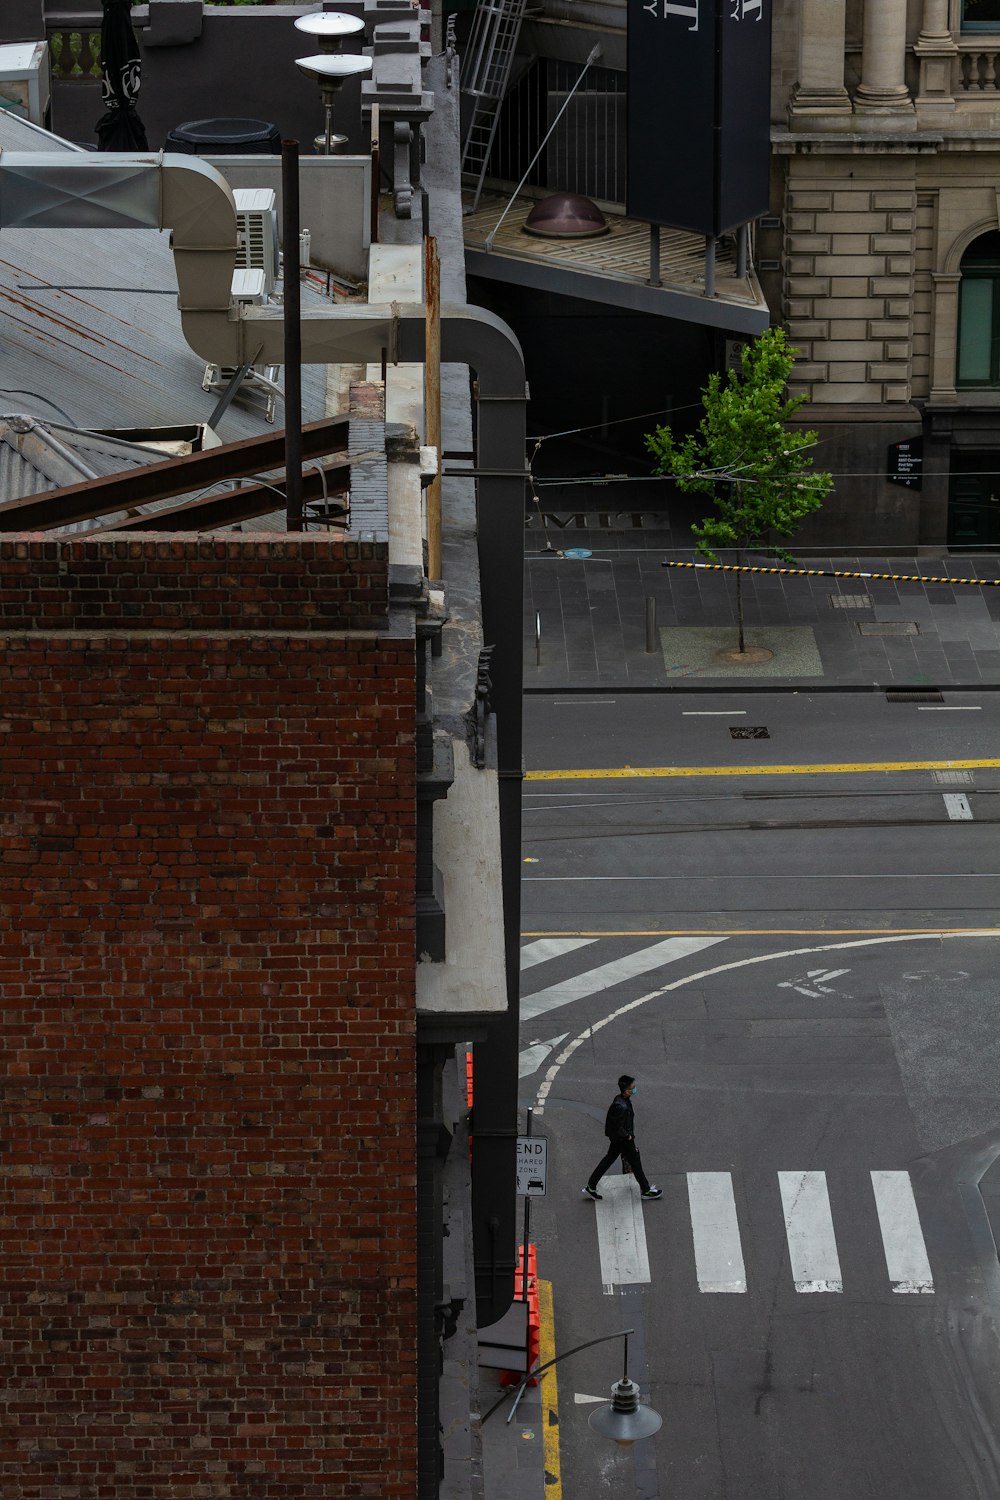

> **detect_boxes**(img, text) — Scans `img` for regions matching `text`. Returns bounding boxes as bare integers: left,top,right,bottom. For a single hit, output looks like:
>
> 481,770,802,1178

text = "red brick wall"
0,605,418,1497
0,536,389,632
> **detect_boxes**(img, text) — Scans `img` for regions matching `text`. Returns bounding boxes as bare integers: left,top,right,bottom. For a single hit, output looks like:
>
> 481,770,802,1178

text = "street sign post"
516,1134,548,1197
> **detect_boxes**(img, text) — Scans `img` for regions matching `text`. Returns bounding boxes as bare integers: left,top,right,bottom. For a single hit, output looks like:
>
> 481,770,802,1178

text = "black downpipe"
281,138,303,532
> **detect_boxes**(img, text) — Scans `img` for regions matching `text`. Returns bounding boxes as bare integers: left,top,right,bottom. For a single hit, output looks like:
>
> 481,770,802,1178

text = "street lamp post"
481,1326,663,1447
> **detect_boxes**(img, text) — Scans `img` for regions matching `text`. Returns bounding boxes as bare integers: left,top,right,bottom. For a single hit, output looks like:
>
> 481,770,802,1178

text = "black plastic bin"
164,118,281,155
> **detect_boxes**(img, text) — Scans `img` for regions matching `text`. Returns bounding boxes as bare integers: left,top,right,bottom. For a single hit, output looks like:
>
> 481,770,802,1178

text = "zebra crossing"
592,1168,934,1297
520,938,936,1301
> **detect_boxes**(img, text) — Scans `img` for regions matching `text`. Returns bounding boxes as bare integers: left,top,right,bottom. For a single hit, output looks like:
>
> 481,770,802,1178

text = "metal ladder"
460,0,530,210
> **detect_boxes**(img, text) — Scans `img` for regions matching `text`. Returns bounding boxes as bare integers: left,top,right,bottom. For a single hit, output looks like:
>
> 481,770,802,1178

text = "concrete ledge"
417,745,507,1014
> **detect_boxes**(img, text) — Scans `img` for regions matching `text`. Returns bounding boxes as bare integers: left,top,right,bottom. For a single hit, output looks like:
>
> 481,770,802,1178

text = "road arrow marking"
777,967,850,997
518,1034,569,1079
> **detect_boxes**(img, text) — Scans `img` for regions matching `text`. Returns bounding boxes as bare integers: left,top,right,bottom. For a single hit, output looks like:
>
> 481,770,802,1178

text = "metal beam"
87,468,349,533
0,418,352,532
463,245,770,332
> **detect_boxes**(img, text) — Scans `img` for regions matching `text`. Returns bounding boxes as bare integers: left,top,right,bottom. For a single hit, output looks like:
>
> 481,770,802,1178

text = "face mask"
630,1086,637,1095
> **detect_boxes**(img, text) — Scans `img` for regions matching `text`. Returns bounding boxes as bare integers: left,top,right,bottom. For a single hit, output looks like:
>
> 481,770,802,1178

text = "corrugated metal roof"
0,112,327,470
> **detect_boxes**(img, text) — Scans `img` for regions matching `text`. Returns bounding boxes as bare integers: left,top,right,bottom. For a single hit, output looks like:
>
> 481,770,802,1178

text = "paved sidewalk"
524,532,1000,690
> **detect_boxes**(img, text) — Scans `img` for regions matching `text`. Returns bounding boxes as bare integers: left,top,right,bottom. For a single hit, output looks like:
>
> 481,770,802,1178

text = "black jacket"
604,1092,634,1143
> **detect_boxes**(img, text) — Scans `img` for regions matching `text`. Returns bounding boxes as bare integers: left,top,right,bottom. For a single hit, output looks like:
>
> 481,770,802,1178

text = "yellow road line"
526,757,1000,781
521,927,1000,937
537,1279,561,1500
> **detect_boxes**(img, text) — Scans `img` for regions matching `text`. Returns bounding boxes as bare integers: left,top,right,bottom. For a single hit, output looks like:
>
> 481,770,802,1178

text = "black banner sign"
627,0,772,237
887,438,923,490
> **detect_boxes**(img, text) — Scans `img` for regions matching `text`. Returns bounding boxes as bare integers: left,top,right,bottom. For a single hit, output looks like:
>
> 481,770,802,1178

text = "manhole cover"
858,622,919,637
932,769,974,786
830,594,872,609
730,726,770,739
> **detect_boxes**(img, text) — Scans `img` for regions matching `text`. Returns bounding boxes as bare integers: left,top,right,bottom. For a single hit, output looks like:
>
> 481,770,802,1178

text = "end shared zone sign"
516,1135,548,1197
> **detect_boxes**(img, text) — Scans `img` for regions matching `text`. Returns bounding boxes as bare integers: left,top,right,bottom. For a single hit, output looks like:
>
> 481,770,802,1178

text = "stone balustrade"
956,39,1000,92
47,25,102,81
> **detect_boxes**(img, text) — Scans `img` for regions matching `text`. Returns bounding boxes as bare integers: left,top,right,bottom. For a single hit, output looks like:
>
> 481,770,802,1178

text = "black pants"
587,1137,650,1194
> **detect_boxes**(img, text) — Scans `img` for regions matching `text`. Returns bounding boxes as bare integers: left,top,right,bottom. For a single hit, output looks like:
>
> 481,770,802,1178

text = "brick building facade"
0,537,419,1498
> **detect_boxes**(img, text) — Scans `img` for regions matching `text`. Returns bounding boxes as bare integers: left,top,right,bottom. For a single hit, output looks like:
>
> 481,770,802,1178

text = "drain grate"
730,726,770,739
858,622,919,637
932,769,974,786
886,690,944,703
830,594,873,609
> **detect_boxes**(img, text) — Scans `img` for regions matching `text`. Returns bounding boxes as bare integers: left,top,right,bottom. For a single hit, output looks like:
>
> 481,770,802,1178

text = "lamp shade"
587,1379,663,1446
522,192,608,240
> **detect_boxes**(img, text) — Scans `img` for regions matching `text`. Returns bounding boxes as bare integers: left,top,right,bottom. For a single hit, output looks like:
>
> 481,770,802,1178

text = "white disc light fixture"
294,52,373,154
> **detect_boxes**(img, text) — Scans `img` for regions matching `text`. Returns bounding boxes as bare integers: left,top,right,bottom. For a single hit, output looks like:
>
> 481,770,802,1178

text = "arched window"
962,0,1000,30
957,231,1000,386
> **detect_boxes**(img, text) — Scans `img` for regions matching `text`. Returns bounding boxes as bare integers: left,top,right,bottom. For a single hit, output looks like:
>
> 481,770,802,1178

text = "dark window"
962,0,1000,30
958,232,1000,386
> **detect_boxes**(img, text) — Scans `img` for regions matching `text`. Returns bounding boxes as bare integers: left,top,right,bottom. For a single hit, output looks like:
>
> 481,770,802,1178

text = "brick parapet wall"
0,535,389,632
0,625,418,1498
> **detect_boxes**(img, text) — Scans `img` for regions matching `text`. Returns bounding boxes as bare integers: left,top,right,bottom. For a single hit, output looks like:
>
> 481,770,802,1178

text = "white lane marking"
778,1172,843,1293
778,966,850,997
574,1392,608,1404
871,1171,934,1294
943,793,973,821
534,932,1000,1119
520,937,598,971
687,1173,746,1293
518,1034,569,1078
521,935,726,1023
682,710,748,716
554,700,617,705
918,705,981,711
594,1176,651,1294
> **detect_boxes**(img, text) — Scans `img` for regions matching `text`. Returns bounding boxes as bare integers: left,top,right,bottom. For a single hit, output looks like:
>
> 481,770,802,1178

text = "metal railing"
488,58,626,207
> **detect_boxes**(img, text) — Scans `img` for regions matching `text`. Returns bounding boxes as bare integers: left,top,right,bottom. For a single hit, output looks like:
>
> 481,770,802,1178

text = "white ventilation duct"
0,151,521,379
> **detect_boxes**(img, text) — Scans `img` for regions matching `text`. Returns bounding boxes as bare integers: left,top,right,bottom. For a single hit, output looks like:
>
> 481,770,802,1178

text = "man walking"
583,1075,662,1200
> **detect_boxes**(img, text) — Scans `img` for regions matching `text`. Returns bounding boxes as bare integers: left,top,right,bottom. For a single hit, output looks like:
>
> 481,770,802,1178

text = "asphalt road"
518,689,1000,1500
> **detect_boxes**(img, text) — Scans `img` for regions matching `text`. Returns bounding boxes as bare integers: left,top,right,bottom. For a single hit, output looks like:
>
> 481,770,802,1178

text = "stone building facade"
768,0,1000,547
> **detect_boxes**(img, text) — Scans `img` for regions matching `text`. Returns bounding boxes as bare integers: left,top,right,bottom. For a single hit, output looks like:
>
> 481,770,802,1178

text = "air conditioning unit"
234,188,279,298
203,267,282,422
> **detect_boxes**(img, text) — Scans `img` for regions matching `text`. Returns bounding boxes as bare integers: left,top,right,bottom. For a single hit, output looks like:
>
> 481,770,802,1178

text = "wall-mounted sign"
626,0,772,236
887,438,923,490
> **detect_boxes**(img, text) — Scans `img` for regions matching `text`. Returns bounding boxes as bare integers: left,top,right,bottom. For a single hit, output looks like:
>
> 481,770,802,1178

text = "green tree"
645,327,833,655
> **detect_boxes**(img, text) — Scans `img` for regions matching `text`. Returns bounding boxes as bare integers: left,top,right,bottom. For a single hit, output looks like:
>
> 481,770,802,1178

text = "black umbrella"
95,0,149,151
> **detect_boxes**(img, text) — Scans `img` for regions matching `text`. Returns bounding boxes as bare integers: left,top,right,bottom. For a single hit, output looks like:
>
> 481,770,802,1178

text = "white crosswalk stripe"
871,1171,935,1293
593,1176,651,1295
687,1172,747,1293
519,936,598,971
778,1171,843,1293
688,1171,933,1295
520,934,726,1023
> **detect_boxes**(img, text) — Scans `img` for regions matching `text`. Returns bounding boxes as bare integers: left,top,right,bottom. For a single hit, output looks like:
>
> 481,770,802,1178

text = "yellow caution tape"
661,560,1000,587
